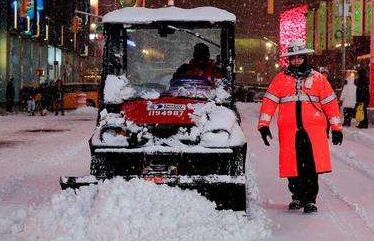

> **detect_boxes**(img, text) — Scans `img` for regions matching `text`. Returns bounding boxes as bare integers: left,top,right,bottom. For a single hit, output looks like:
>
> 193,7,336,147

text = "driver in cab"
171,43,224,87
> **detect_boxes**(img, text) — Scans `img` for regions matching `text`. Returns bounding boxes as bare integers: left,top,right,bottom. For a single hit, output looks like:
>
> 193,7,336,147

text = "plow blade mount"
60,175,246,211
88,144,247,177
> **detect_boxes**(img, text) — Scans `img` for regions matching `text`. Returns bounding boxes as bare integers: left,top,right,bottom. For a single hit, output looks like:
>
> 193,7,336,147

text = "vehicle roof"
102,6,236,24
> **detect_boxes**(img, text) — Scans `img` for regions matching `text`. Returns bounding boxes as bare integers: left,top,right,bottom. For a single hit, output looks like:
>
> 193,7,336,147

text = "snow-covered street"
1,104,374,240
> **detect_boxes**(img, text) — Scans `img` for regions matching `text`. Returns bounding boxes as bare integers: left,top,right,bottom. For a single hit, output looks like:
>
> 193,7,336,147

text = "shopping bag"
355,103,364,122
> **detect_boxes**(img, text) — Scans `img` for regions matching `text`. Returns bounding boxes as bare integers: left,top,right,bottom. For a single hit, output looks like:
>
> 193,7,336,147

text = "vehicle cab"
62,6,248,211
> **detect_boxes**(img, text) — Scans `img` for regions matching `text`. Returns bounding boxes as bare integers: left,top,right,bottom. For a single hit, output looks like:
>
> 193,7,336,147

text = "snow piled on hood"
96,101,246,148
189,102,246,147
8,178,270,241
140,89,160,99
104,74,136,104
211,84,231,103
103,74,232,104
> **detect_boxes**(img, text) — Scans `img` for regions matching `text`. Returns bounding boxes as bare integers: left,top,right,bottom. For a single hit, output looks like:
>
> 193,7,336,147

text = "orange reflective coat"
258,71,342,177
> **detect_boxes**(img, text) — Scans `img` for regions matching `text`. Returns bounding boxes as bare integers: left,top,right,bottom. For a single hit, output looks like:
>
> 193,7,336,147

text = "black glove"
259,126,272,146
331,130,343,145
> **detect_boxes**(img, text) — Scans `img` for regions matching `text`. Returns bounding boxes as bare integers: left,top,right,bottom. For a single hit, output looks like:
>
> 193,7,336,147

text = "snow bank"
0,206,27,240
3,178,270,241
69,106,97,116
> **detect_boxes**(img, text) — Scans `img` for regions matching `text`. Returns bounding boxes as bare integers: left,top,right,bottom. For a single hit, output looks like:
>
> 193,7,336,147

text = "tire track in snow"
343,129,374,150
322,177,374,234
0,141,88,202
327,144,374,237
320,176,374,236
0,128,90,203
318,187,358,240
331,148,374,181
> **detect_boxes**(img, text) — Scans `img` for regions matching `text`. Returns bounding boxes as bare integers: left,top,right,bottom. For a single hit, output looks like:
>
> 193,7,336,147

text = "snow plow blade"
60,175,246,211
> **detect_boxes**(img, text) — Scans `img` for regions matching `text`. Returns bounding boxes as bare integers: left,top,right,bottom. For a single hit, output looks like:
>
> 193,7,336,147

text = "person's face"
288,55,304,67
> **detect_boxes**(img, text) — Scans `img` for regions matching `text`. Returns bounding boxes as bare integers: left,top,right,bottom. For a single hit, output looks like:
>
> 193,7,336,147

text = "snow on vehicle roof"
102,6,236,24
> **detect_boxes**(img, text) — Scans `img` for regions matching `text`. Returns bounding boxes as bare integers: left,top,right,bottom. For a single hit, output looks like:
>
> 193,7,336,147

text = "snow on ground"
1,103,374,241
0,109,270,241
69,106,98,116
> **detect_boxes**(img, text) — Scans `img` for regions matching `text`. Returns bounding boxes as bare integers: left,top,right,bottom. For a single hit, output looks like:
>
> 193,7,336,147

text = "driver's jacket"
258,70,342,177
172,59,223,86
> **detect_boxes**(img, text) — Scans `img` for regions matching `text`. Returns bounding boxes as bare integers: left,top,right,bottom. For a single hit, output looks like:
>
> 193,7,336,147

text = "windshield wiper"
167,25,220,48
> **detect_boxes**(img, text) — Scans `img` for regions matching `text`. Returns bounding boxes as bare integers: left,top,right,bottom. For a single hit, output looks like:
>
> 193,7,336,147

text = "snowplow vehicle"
61,6,247,211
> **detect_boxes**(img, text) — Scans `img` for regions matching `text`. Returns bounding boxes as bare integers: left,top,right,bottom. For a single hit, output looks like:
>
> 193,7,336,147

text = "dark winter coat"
356,69,370,105
172,59,223,86
6,81,15,102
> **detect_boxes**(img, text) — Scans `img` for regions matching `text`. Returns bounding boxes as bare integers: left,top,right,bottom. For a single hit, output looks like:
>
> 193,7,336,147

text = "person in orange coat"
257,39,343,213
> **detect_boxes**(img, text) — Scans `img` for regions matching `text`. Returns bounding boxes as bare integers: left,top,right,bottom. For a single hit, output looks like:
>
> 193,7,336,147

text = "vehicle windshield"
124,27,226,99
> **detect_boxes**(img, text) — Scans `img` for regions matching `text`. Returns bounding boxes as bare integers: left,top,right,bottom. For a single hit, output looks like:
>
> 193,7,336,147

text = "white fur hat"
281,39,314,57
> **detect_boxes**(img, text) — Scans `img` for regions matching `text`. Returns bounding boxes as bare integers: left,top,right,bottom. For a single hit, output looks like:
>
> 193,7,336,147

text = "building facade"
0,0,90,105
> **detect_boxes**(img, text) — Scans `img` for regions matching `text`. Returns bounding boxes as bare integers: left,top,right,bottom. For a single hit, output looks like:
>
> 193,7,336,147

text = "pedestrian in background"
6,77,15,112
355,68,370,128
340,73,357,127
27,95,36,116
40,83,49,116
53,79,65,116
34,91,42,115
257,39,343,214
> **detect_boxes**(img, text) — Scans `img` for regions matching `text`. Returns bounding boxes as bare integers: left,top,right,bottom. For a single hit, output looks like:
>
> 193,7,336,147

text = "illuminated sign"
365,0,372,35
316,1,327,54
9,0,46,37
279,5,308,66
37,0,44,10
352,0,364,36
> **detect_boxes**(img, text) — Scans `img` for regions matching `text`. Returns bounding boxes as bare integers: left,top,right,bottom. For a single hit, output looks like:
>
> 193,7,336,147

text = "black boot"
303,203,318,213
289,199,303,210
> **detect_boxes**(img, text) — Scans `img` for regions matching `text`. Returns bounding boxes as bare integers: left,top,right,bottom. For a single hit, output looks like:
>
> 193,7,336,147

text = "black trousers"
6,101,14,112
54,100,65,115
287,129,319,204
343,107,355,126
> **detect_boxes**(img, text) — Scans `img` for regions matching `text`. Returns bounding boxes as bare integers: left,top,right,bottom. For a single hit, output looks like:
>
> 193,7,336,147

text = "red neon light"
279,5,308,66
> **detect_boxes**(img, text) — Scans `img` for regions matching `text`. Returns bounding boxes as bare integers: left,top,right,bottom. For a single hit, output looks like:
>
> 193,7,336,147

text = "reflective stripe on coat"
258,71,342,177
